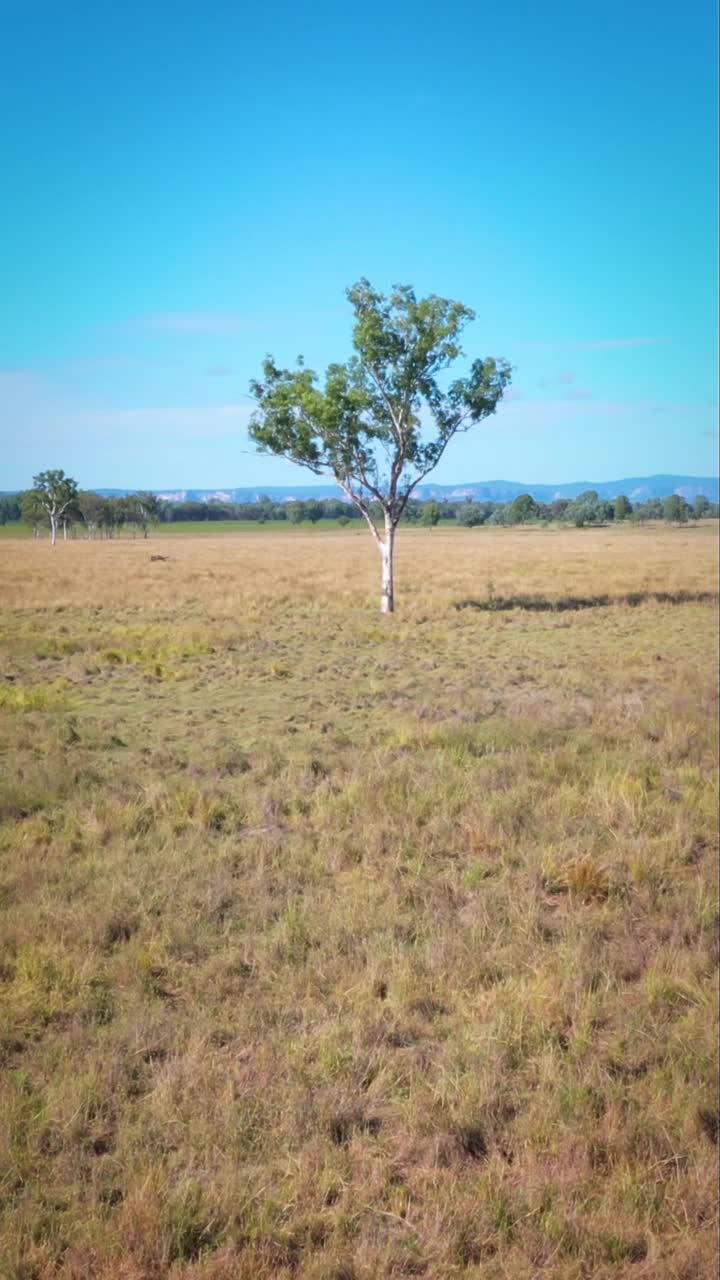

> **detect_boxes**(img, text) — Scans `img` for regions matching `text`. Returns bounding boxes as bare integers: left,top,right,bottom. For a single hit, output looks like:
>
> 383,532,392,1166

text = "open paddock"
0,524,717,1278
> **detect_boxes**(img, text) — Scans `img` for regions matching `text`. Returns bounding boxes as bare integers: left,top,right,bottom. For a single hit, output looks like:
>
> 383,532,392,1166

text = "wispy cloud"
537,370,579,388
143,312,255,335
520,337,661,352
579,337,659,350
485,394,712,434
66,404,254,440
0,370,255,456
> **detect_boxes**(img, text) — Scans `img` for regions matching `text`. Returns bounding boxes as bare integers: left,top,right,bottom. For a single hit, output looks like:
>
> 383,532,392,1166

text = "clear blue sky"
1,0,717,491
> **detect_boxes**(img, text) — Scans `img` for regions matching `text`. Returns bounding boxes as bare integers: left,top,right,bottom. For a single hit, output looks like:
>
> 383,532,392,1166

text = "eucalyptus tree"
664,494,690,525
249,280,511,612
30,470,79,545
77,490,109,539
131,491,163,538
421,500,442,528
21,489,49,538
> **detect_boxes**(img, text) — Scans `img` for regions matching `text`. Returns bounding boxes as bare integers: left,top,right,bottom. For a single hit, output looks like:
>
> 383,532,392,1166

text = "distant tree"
30,470,79,545
77,491,109,539
630,499,661,524
0,494,21,525
131,492,163,537
249,279,511,612
550,498,570,521
305,500,324,525
614,494,632,521
693,494,710,519
508,493,539,524
664,494,689,524
287,501,306,525
21,489,49,538
566,490,611,527
488,505,509,525
106,495,128,535
402,499,422,524
421,500,442,528
457,502,485,527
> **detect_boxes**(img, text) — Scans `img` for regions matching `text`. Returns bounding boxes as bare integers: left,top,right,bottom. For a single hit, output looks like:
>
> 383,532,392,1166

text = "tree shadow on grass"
454,590,719,613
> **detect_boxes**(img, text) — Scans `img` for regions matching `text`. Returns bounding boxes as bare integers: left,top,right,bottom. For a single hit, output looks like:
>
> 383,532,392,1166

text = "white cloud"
61,403,254,442
142,312,257,335
580,337,659,350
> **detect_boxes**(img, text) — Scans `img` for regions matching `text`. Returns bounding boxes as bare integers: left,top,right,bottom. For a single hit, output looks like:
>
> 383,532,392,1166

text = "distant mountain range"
85,475,719,504
3,475,717,504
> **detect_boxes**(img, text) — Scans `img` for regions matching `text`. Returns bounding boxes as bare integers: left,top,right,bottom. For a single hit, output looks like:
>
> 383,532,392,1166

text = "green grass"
1,517,466,539
0,527,717,1279
0,522,35,538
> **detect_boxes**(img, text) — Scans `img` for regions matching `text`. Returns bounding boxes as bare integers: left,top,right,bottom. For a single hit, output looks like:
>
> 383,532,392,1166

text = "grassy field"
0,525,718,1279
0,519,460,539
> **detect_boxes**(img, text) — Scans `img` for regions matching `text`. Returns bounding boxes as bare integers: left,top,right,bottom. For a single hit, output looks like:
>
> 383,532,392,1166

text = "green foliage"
508,493,540,524
77,490,109,536
614,494,632,521
288,501,306,524
31,470,79,524
250,279,512,530
0,493,22,525
421,500,441,528
21,488,50,532
664,493,690,524
566,490,613,527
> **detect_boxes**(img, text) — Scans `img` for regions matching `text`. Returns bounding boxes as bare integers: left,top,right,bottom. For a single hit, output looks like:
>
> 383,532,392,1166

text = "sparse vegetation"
0,523,717,1278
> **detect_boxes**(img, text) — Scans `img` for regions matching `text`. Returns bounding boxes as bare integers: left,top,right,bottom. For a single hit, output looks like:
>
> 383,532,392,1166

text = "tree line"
3,472,165,542
2,479,715,538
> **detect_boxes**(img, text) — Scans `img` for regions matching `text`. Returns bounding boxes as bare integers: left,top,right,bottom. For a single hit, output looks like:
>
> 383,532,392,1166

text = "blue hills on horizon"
84,474,719,504
2,475,718,504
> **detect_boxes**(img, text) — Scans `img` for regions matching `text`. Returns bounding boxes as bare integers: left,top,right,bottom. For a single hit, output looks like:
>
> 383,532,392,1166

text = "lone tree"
249,280,511,612
30,470,79,545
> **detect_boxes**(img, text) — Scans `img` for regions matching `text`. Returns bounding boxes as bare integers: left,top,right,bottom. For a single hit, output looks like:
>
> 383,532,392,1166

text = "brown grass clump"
0,523,717,1277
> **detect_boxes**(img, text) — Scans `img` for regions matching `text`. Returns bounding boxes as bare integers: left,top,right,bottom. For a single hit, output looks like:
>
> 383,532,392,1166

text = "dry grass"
0,524,718,1279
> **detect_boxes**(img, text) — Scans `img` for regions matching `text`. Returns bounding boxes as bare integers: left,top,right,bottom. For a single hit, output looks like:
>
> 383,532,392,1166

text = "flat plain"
0,524,718,1279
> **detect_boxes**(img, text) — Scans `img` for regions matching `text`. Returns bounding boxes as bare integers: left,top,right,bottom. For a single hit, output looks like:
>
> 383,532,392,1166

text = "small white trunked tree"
249,280,511,612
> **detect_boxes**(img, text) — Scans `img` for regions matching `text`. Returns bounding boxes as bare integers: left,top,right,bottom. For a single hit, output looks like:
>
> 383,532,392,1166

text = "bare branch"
335,477,381,544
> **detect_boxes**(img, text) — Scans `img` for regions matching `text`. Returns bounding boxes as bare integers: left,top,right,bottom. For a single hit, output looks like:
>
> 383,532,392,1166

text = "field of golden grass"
0,524,718,1279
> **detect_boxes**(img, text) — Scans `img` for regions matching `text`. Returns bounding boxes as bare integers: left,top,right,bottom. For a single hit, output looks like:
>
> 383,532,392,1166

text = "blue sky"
1,0,717,491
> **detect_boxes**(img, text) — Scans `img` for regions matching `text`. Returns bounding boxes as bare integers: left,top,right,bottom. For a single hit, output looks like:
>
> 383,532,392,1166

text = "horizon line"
3,472,717,496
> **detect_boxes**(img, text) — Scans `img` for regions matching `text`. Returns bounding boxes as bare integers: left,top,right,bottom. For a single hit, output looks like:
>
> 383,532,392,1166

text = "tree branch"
335,477,381,544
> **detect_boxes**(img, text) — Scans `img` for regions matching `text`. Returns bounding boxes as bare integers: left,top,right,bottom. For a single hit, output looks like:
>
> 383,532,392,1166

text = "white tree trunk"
50,516,57,546
380,521,395,614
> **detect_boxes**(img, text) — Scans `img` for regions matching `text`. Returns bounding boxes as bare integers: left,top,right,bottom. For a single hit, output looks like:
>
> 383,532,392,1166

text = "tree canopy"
249,280,512,610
